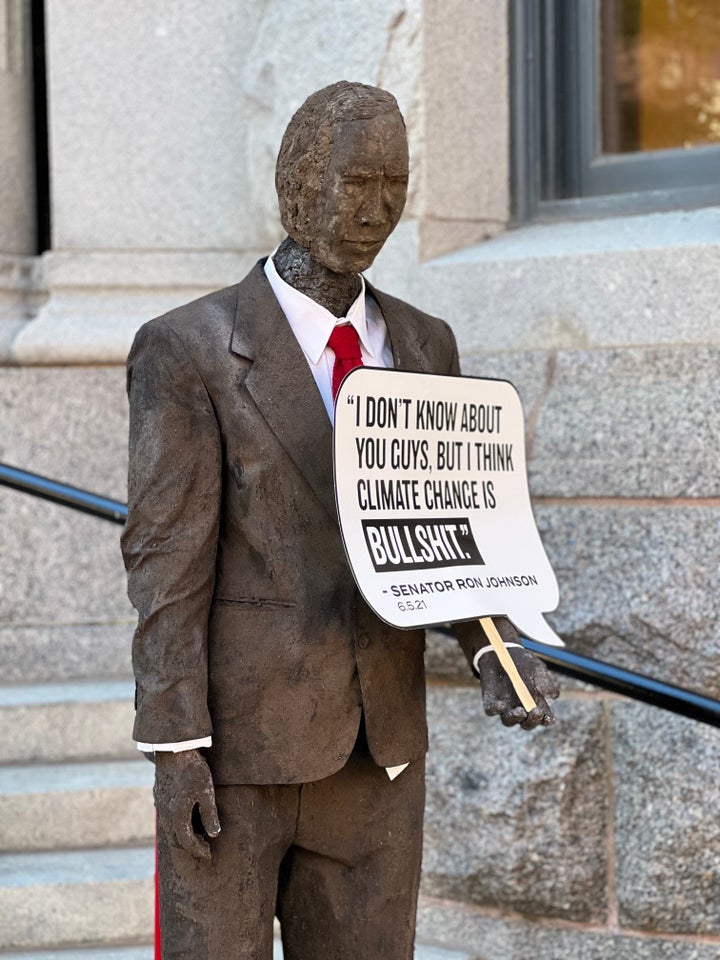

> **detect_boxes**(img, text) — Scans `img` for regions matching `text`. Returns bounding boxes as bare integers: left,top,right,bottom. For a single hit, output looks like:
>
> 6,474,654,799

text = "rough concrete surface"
0,847,153,949
612,701,720,935
45,0,420,253
45,0,264,251
0,760,154,851
0,488,132,624
460,349,551,441
0,365,128,492
0,623,134,682
372,211,720,353
239,0,422,246
425,628,475,680
423,688,609,923
530,345,720,499
417,897,720,960
421,0,509,258
0,365,132,629
537,504,720,699
0,685,136,762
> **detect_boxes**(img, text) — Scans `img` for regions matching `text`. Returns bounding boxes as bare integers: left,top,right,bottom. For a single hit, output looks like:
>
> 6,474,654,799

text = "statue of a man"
122,81,558,960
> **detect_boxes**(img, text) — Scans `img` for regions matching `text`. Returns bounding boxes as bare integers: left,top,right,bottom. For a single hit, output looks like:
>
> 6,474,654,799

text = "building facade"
1,1,718,956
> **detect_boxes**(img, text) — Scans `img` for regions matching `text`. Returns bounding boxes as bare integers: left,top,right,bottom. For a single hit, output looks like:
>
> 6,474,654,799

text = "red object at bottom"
155,817,161,959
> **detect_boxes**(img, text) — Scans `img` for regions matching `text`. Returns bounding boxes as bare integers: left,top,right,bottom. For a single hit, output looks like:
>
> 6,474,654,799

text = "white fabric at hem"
136,736,212,752
386,763,409,780
471,642,522,675
137,736,409,780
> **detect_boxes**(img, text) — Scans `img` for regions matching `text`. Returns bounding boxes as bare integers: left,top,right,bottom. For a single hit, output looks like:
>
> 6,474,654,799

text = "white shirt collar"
264,253,378,364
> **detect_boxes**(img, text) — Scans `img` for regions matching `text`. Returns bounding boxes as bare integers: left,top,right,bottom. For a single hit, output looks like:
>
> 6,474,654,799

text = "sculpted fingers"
511,649,559,720
156,794,214,860
154,749,219,860
198,793,221,841
481,675,514,719
528,658,561,702
499,706,527,727
521,701,555,729
480,648,558,729
174,802,213,860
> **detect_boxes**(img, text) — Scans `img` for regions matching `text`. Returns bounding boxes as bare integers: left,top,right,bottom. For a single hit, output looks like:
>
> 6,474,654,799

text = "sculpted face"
296,111,409,274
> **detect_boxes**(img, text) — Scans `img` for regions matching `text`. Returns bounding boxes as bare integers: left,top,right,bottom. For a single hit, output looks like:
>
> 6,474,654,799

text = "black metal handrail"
520,636,720,727
0,463,127,525
3,461,719,728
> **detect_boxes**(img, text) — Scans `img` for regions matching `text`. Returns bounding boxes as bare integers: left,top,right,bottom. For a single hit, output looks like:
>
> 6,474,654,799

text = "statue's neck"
272,237,362,319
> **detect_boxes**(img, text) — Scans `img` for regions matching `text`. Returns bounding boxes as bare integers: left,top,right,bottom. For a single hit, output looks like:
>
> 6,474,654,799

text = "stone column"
10,0,420,363
9,0,274,363
0,0,35,256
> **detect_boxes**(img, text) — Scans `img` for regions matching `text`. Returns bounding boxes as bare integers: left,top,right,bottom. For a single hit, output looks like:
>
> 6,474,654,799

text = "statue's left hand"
154,749,221,860
479,643,560,730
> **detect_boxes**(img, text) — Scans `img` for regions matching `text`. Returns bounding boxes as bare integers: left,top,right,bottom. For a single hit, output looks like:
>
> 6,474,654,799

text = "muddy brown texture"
273,236,362,319
154,749,220,859
274,80,408,315
452,616,559,729
156,728,425,959
480,646,560,728
123,80,558,958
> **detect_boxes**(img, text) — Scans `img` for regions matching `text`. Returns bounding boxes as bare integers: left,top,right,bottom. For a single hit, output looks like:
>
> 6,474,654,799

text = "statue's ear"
277,122,334,237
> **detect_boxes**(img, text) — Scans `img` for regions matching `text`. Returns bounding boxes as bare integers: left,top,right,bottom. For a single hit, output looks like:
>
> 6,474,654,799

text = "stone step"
0,680,137,763
0,846,154,951
0,759,155,852
0,941,471,960
0,624,134,685
0,842,470,958
415,946,474,960
0,950,153,960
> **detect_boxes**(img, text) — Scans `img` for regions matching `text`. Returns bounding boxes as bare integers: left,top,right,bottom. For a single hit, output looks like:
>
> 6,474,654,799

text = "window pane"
601,0,720,154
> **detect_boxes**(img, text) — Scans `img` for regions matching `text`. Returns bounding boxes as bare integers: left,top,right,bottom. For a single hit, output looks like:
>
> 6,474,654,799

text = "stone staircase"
0,679,155,956
0,678,472,959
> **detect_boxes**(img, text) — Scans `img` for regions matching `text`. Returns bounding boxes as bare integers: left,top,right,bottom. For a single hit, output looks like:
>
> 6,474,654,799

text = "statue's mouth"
345,238,385,246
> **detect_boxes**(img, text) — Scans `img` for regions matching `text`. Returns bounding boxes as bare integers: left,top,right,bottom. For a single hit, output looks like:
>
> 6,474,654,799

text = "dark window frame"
31,0,50,253
511,0,720,224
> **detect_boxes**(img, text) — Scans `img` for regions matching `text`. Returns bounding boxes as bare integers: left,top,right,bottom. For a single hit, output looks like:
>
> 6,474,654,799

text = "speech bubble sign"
333,368,563,646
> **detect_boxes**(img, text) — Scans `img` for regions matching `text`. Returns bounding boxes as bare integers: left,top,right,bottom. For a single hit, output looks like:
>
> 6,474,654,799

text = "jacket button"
357,633,370,650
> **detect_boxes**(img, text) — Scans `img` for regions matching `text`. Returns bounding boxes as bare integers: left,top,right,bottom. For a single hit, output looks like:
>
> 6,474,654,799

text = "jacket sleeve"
446,321,461,376
121,318,221,744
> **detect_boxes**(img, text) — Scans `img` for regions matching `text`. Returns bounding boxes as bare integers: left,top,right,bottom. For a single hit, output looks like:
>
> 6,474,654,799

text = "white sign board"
334,368,563,646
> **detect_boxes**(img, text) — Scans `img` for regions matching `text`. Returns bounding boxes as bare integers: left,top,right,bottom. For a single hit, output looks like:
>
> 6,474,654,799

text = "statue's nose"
358,181,385,226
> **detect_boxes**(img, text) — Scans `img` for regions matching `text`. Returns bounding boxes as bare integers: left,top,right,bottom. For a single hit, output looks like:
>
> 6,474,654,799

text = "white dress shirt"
138,256,407,780
263,253,393,419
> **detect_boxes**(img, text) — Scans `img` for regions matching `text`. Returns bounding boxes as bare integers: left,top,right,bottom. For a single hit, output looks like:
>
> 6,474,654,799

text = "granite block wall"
0,0,35,256
0,367,133,681
1,2,718,958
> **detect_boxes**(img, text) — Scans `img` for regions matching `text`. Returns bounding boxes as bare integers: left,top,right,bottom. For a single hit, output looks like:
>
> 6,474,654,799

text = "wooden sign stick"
479,617,537,712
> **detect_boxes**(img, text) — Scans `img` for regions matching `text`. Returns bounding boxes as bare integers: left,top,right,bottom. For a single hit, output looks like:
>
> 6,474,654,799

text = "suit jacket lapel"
231,265,337,521
229,268,438,522
369,285,434,373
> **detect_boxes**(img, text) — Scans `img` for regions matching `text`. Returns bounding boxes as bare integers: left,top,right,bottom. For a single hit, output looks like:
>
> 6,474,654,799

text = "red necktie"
328,324,363,400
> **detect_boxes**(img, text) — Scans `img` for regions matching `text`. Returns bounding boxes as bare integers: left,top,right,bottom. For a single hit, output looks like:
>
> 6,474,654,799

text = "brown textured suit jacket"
121,261,482,785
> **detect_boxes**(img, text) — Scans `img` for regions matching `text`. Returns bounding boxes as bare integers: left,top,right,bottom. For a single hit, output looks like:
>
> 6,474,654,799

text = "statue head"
275,81,409,274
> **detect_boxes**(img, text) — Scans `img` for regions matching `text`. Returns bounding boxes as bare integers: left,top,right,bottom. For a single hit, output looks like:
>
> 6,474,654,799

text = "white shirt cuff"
472,642,522,675
386,762,410,780
136,736,212,752
137,738,407,781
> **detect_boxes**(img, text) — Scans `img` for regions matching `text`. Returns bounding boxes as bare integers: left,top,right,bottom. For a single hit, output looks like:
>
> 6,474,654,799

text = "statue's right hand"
154,749,220,860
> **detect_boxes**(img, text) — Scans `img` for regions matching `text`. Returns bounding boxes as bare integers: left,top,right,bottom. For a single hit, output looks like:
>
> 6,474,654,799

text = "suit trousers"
157,724,426,960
